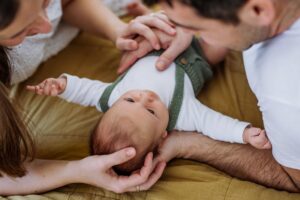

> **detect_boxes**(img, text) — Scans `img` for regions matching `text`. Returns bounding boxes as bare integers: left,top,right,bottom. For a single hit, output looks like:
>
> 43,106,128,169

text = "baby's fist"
243,127,272,149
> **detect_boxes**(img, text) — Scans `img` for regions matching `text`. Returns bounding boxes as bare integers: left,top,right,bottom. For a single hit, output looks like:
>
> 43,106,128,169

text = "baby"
27,39,271,174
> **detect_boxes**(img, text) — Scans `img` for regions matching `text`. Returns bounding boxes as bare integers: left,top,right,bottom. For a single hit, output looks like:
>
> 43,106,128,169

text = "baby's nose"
138,92,152,104
143,91,158,102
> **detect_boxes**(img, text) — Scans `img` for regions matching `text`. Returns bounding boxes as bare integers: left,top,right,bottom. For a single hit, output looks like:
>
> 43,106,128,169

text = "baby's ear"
162,131,168,138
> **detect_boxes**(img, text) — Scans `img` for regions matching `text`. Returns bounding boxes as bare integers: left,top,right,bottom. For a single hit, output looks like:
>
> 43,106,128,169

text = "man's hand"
154,131,185,163
26,77,67,96
118,27,193,74
77,147,166,193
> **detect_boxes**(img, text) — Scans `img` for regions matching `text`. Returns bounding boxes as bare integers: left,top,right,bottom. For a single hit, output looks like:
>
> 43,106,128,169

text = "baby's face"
112,90,169,143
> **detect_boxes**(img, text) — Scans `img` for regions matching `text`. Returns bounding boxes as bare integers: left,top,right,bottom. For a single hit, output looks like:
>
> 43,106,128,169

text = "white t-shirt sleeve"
177,98,250,143
58,74,110,112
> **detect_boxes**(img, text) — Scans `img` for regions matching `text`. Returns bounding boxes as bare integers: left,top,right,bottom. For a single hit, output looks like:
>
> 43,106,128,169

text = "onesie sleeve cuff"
57,73,78,101
231,121,251,144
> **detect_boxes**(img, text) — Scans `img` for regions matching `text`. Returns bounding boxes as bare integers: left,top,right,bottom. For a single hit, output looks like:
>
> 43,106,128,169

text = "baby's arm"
185,99,271,149
27,74,110,110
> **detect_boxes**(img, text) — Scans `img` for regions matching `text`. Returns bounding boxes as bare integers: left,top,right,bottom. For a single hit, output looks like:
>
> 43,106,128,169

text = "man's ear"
239,0,275,26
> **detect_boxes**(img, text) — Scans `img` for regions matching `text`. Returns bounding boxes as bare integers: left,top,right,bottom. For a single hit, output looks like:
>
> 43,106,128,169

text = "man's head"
146,0,290,50
90,90,168,174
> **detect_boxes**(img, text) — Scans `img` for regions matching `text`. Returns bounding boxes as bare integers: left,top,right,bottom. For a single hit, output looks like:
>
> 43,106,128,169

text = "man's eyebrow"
169,19,201,31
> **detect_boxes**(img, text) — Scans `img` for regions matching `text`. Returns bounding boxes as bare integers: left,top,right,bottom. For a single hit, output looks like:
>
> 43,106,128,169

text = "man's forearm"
178,132,299,192
62,0,126,42
0,159,79,196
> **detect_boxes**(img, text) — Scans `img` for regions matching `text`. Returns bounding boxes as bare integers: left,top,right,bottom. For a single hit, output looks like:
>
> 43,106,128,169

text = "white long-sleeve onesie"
59,55,249,143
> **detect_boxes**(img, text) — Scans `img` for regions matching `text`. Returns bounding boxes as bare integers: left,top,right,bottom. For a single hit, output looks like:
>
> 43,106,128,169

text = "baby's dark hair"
89,112,159,175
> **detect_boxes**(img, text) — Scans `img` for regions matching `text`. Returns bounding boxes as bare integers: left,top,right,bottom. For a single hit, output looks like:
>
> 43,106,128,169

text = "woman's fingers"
139,161,166,190
117,13,176,51
110,152,154,193
116,38,138,51
119,22,161,50
103,147,136,169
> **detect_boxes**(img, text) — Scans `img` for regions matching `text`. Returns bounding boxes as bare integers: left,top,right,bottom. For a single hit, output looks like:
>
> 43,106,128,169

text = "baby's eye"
147,109,155,115
125,98,135,103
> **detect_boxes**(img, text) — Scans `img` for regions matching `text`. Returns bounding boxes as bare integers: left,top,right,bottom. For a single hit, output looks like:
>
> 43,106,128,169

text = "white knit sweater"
9,0,79,84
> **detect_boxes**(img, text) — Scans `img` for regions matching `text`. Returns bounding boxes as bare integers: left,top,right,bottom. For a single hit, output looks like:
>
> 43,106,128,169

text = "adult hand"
117,27,194,74
130,132,186,191
77,147,166,193
154,131,186,164
116,11,177,51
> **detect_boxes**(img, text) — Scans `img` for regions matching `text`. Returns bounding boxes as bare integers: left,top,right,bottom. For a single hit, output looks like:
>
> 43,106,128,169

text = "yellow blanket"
5,32,300,200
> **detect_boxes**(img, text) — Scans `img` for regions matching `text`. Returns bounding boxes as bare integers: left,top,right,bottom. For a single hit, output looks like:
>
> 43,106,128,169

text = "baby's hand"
243,127,272,149
27,77,67,96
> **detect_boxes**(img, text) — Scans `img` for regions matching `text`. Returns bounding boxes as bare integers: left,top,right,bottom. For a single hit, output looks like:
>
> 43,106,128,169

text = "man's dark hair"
143,0,248,24
0,0,20,30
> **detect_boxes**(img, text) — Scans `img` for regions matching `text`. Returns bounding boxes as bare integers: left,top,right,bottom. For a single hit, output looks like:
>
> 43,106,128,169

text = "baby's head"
90,90,169,175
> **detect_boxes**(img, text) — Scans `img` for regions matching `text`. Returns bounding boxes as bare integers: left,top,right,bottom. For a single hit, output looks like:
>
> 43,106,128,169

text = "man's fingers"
118,40,153,74
156,33,193,70
103,147,136,168
155,44,180,71
118,53,138,74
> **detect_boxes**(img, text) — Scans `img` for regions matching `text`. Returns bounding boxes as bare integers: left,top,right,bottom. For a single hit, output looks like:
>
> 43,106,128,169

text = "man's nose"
27,11,52,36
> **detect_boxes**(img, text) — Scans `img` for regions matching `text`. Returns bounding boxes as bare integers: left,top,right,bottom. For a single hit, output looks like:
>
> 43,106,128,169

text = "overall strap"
98,74,126,112
174,37,213,95
167,66,185,131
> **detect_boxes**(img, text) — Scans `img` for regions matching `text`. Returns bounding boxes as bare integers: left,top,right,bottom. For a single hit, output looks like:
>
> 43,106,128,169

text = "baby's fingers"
26,85,44,95
259,130,272,149
253,130,271,149
26,85,38,92
261,141,272,149
49,84,60,96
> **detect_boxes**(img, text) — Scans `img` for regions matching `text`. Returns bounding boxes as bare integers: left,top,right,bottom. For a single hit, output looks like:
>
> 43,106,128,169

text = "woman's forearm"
0,159,79,196
62,0,126,42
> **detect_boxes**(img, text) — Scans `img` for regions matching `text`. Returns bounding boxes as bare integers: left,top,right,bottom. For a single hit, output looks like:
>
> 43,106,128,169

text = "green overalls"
98,37,213,131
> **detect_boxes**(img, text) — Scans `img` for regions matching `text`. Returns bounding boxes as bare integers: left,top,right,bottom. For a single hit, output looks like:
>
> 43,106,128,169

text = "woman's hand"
118,27,193,74
126,132,186,191
76,147,166,193
116,11,177,51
